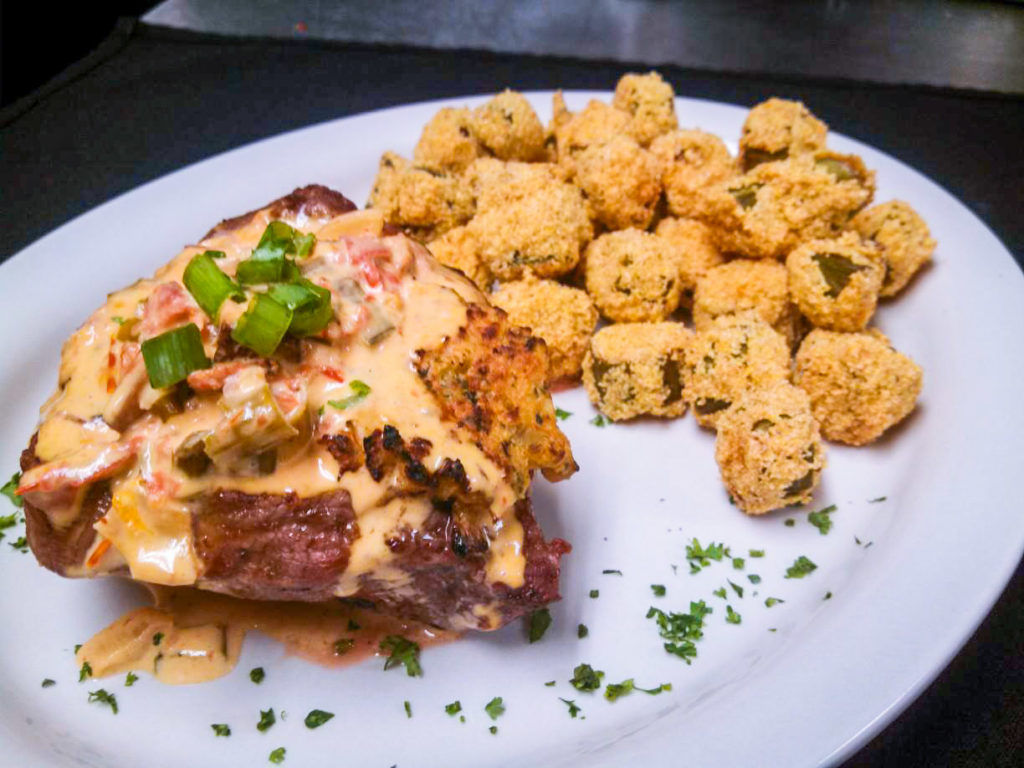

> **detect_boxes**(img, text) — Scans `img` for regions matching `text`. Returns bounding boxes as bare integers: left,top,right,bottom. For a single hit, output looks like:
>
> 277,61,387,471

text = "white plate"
0,93,1022,768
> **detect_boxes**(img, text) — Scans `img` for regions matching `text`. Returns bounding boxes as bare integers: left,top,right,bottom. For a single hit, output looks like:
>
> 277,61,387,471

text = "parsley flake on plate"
765,597,785,607
527,608,552,643
725,606,742,625
211,723,231,737
79,661,93,682
445,701,462,716
404,701,412,718
555,408,573,421
269,746,286,764
577,623,589,639
379,635,422,677
125,672,138,687
250,667,266,684
604,679,671,701
807,504,837,535
41,679,56,688
651,584,666,597
569,664,604,692
484,697,505,720
304,709,334,729
257,708,276,732
1,473,23,508
646,601,712,664
88,689,118,714
590,414,607,427
785,556,818,579
686,539,726,573
559,698,582,718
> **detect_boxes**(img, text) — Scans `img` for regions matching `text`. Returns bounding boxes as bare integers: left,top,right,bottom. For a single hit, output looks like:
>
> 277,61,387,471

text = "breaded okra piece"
462,158,570,214
612,71,679,146
649,129,736,220
715,381,827,514
849,200,936,297
470,90,547,162
427,226,491,291
413,107,483,174
584,229,682,323
367,152,473,241
739,98,828,172
582,322,693,420
654,217,726,305
794,329,923,446
786,232,884,332
575,135,664,231
490,274,599,384
685,314,791,429
553,99,633,175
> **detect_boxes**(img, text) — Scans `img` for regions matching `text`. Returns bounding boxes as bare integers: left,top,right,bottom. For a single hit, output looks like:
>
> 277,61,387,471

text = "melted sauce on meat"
77,587,456,685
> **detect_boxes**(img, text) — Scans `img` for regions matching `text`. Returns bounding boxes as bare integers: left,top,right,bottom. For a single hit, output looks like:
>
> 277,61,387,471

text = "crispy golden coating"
575,135,664,231
786,232,884,332
427,226,491,291
706,157,875,259
584,229,682,322
849,200,936,297
470,90,546,162
490,274,599,385
654,217,726,302
650,129,736,220
415,303,577,492
794,329,923,446
367,152,473,241
612,71,679,146
582,322,693,421
553,99,633,175
715,381,826,514
685,314,791,429
692,259,802,347
739,98,828,172
468,177,591,281
413,107,482,174
462,158,570,214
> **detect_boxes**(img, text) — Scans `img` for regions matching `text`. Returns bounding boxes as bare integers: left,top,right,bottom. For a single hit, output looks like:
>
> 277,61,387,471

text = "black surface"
1,20,1022,767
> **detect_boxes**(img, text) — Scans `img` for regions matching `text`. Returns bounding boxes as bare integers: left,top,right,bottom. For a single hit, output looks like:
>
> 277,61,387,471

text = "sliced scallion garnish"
140,323,211,389
235,257,283,285
183,251,244,320
269,280,333,337
231,294,292,357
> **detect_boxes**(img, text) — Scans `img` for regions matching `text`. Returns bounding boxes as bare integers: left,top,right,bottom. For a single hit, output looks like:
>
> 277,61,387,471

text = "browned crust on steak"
192,489,358,601
202,184,358,240
20,434,112,576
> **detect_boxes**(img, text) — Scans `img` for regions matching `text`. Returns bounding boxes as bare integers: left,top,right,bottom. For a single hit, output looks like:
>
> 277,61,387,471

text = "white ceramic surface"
0,93,1021,768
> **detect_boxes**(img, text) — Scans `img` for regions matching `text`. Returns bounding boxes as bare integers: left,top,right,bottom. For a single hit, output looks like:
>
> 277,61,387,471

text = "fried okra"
367,152,473,241
413,107,482,174
707,156,875,259
553,99,633,174
650,129,736,220
575,135,663,231
739,98,828,172
582,322,693,421
462,158,570,214
612,71,679,146
427,226,491,291
685,314,791,429
468,178,591,281
692,259,802,347
794,329,923,446
490,274,598,384
471,90,547,162
786,232,884,332
654,217,726,303
584,229,682,322
849,200,936,297
715,382,826,514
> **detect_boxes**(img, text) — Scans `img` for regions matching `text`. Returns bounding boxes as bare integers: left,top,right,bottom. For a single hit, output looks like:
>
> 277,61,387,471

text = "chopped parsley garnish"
747,574,762,584
784,518,796,527
646,601,712,664
869,496,887,503
651,584,666,597
211,723,231,737
333,638,355,655
527,608,552,643
8,536,27,553
577,623,589,639
73,644,82,654
1,473,23,508
807,504,836,535
589,589,599,599
569,664,604,692
328,380,372,411
727,580,744,598
604,679,671,701
685,539,726,573
347,619,361,631
602,569,623,575
544,680,556,687
590,415,607,427
725,606,742,625
749,549,765,558
250,667,266,684
445,701,462,716
732,557,745,570
257,708,276,732
152,632,164,646
824,591,833,600
489,726,498,735
765,597,784,607
785,556,818,579
712,587,727,599
484,697,505,720
559,698,582,718
268,747,286,764
555,408,573,421
41,678,56,688
87,689,118,714
125,672,138,687
303,709,334,729
79,661,93,682
379,635,422,677
0,512,17,531
404,701,412,718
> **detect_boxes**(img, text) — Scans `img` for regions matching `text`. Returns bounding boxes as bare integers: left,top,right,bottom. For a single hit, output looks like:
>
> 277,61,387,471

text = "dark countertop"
2,20,1022,767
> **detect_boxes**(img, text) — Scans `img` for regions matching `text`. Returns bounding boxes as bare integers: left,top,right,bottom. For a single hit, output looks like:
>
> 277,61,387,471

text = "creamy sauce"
76,587,455,685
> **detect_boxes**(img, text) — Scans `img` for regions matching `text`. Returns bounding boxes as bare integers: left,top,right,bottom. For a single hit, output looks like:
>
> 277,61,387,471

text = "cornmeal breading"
739,98,828,172
367,152,472,241
584,229,682,323
471,90,547,162
413,107,483,174
553,99,633,175
654,217,726,303
849,200,936,297
575,134,663,231
650,129,736,220
462,158,570,214
612,71,679,146
427,226,491,291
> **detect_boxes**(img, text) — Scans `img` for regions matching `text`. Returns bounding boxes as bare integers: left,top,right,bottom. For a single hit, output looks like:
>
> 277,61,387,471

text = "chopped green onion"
268,280,333,336
140,323,211,389
255,221,316,260
232,294,292,358
183,252,244,320
236,258,284,285
328,380,371,411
